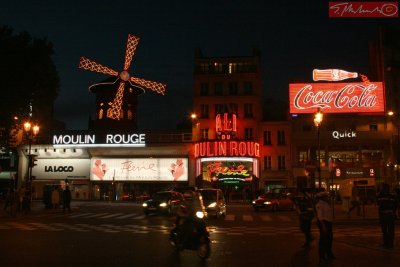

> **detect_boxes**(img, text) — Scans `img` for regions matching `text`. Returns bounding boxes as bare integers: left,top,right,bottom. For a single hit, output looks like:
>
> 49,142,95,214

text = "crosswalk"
0,220,383,237
23,211,294,222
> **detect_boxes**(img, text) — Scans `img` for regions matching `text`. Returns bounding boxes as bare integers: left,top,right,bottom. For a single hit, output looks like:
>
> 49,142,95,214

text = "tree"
0,25,60,146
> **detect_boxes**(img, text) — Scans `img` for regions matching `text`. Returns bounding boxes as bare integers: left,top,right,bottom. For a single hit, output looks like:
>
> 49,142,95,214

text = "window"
229,63,238,74
277,130,286,145
244,103,253,118
214,82,223,95
200,128,209,140
263,131,272,145
200,63,209,73
244,82,253,95
215,104,224,116
229,82,238,95
213,62,223,73
200,104,209,118
229,103,238,115
264,156,272,170
369,123,378,131
200,83,209,96
278,156,286,170
245,128,253,140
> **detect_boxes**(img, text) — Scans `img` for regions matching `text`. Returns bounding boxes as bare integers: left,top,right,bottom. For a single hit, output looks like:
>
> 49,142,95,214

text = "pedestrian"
376,183,397,250
51,186,60,209
315,191,335,262
62,186,72,213
3,188,15,214
295,191,315,248
348,187,361,216
16,186,26,212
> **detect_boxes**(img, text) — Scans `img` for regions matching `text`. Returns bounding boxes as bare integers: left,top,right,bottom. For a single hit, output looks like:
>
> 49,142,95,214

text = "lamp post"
314,108,323,189
388,111,399,188
23,122,39,208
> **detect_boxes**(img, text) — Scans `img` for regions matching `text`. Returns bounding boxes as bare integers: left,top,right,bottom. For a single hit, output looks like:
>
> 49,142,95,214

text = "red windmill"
78,34,166,120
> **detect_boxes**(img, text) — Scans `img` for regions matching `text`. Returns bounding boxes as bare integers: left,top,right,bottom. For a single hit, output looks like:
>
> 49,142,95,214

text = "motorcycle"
169,210,211,259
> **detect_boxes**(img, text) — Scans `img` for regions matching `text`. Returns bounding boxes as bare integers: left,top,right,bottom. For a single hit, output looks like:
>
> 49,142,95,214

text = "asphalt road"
1,201,399,267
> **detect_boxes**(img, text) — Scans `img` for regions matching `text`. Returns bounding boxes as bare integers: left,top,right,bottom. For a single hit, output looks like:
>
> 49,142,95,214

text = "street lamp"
314,108,323,189
23,121,39,208
388,110,399,187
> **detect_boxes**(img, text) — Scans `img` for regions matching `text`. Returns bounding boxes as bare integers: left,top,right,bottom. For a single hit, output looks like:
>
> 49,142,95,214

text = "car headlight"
264,201,271,205
159,202,167,207
252,200,256,204
208,202,217,208
142,203,148,207
196,211,204,219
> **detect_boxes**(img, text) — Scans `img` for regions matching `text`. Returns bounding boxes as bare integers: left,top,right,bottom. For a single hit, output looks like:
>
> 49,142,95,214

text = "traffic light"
28,154,38,168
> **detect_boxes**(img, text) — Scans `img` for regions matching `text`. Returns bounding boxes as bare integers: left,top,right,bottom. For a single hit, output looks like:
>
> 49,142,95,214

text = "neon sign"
53,133,146,147
194,141,260,158
207,162,251,178
289,82,384,114
202,160,253,182
216,113,237,139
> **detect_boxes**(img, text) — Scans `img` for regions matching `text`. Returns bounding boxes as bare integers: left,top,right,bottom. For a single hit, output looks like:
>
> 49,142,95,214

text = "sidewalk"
333,202,379,221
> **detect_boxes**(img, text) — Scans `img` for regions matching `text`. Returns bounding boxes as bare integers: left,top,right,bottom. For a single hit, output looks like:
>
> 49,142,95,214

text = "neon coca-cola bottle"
313,69,358,81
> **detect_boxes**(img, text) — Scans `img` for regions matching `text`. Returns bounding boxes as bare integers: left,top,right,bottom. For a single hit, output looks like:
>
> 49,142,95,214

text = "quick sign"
289,82,384,114
332,130,356,139
53,133,146,147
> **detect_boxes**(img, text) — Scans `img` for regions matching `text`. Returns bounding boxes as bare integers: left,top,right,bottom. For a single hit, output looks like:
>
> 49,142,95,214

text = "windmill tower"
78,34,166,131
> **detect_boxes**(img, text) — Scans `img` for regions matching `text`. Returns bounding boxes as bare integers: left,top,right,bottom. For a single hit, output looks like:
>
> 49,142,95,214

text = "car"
142,191,185,216
252,192,295,212
197,188,226,218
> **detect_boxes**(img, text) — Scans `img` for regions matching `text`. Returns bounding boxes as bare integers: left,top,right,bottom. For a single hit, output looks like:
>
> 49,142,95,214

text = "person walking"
376,183,397,250
16,186,26,212
295,191,314,248
315,191,335,262
62,186,72,213
51,186,60,209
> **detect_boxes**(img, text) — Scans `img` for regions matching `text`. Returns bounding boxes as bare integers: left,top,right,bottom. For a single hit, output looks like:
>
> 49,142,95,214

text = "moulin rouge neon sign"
195,112,260,158
194,141,260,158
215,113,236,139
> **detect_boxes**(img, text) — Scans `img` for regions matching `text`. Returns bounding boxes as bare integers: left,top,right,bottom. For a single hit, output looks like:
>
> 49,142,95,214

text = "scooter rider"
173,191,207,247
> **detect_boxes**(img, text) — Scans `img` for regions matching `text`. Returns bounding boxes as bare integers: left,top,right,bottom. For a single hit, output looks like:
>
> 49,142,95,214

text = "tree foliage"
0,25,60,128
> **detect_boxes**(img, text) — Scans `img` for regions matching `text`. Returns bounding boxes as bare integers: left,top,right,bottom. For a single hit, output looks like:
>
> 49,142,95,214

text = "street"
1,201,399,267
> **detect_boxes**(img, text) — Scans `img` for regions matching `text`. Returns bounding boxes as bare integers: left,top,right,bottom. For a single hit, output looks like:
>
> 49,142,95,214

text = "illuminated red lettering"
194,141,260,158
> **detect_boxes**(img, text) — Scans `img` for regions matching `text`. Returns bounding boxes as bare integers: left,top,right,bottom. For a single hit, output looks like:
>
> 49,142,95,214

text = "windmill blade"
78,57,119,77
110,81,126,120
130,77,166,95
123,34,140,71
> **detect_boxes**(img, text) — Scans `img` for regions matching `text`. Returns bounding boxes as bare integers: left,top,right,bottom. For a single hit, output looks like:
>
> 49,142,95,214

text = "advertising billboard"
32,159,91,180
289,82,385,114
90,158,188,182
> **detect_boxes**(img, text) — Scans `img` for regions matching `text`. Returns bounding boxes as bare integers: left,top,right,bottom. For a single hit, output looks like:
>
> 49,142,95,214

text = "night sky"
0,1,394,130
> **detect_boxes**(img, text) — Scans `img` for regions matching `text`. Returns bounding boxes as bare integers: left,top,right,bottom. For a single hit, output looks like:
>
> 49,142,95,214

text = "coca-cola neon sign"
289,82,384,114
194,141,260,158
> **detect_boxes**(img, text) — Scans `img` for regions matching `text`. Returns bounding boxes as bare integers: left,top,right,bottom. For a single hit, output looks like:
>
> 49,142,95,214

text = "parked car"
252,192,295,212
197,188,226,218
142,191,185,216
